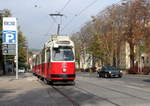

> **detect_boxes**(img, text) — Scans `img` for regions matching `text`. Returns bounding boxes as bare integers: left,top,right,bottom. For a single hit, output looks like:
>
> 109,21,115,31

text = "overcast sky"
0,0,120,49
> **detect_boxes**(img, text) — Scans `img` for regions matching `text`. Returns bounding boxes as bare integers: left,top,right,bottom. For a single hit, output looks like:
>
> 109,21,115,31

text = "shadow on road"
0,89,15,98
0,75,102,106
51,84,74,86
143,79,150,83
0,86,103,106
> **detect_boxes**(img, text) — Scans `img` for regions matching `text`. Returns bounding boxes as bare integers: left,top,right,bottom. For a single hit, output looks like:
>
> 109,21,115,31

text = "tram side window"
34,59,36,66
33,59,35,66
38,56,39,65
46,49,51,62
36,56,38,65
38,56,41,64
42,50,45,63
36,57,38,65
40,55,42,64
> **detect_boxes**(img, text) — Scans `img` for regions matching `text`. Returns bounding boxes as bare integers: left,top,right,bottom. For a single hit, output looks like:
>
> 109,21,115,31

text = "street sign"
2,49,16,55
3,17,17,31
2,31,16,44
2,44,16,55
2,17,17,44
2,44,16,50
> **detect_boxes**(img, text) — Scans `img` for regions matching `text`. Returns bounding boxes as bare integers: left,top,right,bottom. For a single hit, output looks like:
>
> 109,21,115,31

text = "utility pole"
26,45,29,71
49,13,63,35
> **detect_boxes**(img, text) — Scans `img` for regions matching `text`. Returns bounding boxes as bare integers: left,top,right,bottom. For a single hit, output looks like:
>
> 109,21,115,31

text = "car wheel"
104,73,108,78
119,75,122,78
108,74,111,78
98,74,101,78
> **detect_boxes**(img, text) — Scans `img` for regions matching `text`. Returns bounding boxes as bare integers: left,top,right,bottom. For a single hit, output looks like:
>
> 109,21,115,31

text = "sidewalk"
0,73,53,106
0,72,32,81
0,73,74,106
0,73,16,81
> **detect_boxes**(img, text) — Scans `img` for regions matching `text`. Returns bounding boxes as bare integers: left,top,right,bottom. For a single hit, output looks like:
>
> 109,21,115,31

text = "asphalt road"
0,72,150,106
73,72,150,106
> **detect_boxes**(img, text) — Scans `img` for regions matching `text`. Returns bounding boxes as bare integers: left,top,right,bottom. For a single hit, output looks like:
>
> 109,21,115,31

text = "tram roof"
44,35,74,48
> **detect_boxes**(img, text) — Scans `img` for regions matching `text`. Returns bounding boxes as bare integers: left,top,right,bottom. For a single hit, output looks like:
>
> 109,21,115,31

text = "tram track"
51,81,121,106
37,79,80,106
36,76,149,106
39,79,120,106
37,78,120,106
76,79,149,101
52,85,80,106
74,82,121,106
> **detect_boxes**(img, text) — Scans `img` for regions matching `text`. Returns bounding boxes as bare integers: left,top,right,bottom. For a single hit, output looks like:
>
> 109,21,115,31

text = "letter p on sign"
2,31,16,44
6,33,15,43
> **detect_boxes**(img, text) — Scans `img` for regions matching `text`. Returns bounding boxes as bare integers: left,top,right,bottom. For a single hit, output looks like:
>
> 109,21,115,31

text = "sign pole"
16,29,18,79
4,55,6,74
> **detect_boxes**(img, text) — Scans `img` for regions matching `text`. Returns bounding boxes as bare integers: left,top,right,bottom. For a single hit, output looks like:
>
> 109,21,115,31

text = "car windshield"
19,67,24,70
52,47,74,61
103,66,118,71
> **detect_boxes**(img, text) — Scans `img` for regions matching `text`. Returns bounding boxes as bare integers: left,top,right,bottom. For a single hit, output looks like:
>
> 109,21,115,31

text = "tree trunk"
129,43,135,67
113,50,116,66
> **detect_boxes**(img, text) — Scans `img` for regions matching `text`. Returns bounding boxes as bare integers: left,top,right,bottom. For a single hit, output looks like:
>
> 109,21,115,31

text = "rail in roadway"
75,79,150,105
37,78,121,106
37,79,80,106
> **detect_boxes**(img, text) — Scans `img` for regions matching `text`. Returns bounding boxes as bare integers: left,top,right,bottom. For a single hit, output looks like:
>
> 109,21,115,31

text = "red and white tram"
32,35,76,84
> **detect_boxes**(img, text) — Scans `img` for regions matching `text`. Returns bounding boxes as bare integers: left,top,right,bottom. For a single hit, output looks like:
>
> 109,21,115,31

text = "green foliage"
18,29,27,68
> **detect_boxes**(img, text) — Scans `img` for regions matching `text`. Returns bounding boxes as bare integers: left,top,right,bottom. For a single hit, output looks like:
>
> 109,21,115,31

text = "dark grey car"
97,66,123,78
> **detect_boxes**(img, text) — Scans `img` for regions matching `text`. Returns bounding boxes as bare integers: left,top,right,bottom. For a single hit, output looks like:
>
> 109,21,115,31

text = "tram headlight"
62,68,67,73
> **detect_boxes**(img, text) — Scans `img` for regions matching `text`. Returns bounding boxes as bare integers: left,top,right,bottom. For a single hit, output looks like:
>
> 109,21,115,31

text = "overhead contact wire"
60,0,72,12
61,0,99,32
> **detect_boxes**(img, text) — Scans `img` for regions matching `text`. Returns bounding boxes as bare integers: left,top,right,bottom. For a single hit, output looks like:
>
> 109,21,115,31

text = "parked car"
97,66,122,78
18,67,26,73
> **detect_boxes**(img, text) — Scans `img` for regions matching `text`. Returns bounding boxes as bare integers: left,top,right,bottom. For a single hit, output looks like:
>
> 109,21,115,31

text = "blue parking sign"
2,30,16,44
